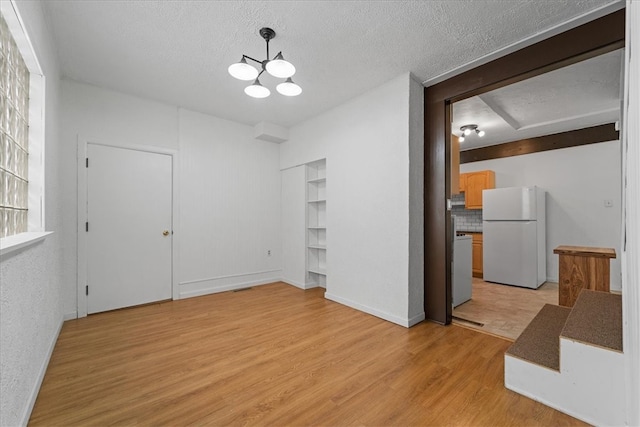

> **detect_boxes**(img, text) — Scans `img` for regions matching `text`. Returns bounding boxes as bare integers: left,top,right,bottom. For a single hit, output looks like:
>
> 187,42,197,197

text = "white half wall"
177,109,282,297
0,1,65,426
461,140,622,290
279,73,424,327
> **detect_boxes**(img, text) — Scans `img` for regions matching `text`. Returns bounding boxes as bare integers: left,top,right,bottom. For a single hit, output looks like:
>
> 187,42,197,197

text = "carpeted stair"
506,289,622,370
505,304,571,371
504,289,625,426
561,290,622,352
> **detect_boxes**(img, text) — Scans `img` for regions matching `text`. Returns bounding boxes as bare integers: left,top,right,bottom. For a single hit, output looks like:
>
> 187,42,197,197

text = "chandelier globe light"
244,79,270,98
459,124,485,142
266,53,296,78
228,57,259,81
277,78,303,96
229,27,301,98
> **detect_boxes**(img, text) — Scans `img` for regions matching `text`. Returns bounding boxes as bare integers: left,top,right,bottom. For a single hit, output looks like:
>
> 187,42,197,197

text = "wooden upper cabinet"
463,170,495,209
451,135,460,195
459,173,467,194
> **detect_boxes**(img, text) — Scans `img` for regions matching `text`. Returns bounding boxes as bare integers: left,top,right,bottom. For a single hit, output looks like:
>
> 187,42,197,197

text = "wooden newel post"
553,245,617,307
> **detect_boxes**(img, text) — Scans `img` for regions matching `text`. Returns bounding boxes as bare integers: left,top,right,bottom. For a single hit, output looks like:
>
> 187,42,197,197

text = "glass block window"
0,12,29,238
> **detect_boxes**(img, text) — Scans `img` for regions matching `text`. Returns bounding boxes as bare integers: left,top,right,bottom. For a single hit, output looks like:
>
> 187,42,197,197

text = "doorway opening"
449,49,624,339
423,8,625,328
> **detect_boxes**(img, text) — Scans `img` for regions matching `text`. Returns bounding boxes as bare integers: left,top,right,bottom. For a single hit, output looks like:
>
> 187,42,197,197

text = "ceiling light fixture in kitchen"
228,27,301,98
459,124,485,142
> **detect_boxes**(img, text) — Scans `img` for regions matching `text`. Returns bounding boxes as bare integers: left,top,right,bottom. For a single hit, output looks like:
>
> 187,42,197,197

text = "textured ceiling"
43,0,620,128
453,49,623,150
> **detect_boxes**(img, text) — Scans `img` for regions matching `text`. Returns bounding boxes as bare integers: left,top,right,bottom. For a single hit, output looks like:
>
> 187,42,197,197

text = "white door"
87,144,172,314
483,220,539,288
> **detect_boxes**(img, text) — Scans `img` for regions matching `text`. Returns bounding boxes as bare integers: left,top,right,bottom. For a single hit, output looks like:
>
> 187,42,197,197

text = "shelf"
306,159,327,288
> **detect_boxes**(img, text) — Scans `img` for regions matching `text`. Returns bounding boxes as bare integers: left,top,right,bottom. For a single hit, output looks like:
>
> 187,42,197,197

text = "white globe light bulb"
276,78,302,96
244,79,270,98
266,53,296,78
228,58,259,81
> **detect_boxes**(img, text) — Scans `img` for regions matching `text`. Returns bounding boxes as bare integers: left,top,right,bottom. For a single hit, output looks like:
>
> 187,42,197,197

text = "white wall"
281,165,307,288
280,73,424,327
0,1,64,426
408,76,424,321
178,109,281,297
622,2,640,423
461,140,622,290
60,80,180,315
61,81,282,307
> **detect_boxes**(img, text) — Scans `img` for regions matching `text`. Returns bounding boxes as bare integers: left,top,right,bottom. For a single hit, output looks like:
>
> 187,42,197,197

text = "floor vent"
232,287,253,292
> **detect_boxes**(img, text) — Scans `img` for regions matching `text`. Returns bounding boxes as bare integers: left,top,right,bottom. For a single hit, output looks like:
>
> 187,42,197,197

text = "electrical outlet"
267,250,271,256
604,200,613,208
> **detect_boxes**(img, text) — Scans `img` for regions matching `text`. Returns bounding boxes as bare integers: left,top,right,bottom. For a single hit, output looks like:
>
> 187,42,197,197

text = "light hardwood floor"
29,282,583,426
453,279,559,340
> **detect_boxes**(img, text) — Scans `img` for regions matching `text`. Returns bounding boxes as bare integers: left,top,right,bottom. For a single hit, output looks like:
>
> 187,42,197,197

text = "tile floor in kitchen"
452,278,559,340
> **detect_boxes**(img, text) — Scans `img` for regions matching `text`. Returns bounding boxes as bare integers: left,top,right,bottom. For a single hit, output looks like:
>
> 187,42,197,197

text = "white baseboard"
324,292,413,328
505,380,596,426
407,312,426,327
281,279,318,290
21,315,63,426
179,270,282,299
63,311,77,321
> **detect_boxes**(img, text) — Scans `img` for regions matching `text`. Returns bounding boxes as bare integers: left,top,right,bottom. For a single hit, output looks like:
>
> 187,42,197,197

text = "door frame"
76,137,180,318
423,8,626,324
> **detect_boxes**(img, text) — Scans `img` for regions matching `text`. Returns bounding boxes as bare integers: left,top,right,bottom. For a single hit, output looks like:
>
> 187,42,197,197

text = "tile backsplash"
452,193,483,232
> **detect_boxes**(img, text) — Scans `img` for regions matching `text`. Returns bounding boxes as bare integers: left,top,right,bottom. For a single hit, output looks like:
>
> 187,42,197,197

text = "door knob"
163,230,170,236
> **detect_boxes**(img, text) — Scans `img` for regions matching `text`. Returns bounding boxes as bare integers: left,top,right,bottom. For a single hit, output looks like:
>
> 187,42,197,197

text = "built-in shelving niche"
306,159,326,288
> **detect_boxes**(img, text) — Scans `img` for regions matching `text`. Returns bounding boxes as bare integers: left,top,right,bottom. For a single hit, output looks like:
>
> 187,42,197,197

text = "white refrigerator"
482,186,546,289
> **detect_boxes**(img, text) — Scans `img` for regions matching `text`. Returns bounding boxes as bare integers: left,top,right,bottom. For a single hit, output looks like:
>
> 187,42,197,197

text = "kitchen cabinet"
461,170,495,209
469,233,483,278
459,172,467,194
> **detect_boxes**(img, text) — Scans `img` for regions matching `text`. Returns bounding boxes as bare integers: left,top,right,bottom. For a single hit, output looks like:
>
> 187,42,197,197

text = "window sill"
0,231,54,258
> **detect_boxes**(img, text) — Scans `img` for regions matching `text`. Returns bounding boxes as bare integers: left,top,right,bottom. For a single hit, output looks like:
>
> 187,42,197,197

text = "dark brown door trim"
423,9,625,324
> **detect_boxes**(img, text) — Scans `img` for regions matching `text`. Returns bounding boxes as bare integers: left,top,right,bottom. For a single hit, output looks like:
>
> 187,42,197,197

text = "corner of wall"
408,75,425,321
20,316,65,426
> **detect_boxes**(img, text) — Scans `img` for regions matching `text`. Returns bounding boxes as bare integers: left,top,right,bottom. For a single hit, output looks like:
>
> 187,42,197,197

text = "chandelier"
228,27,302,98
